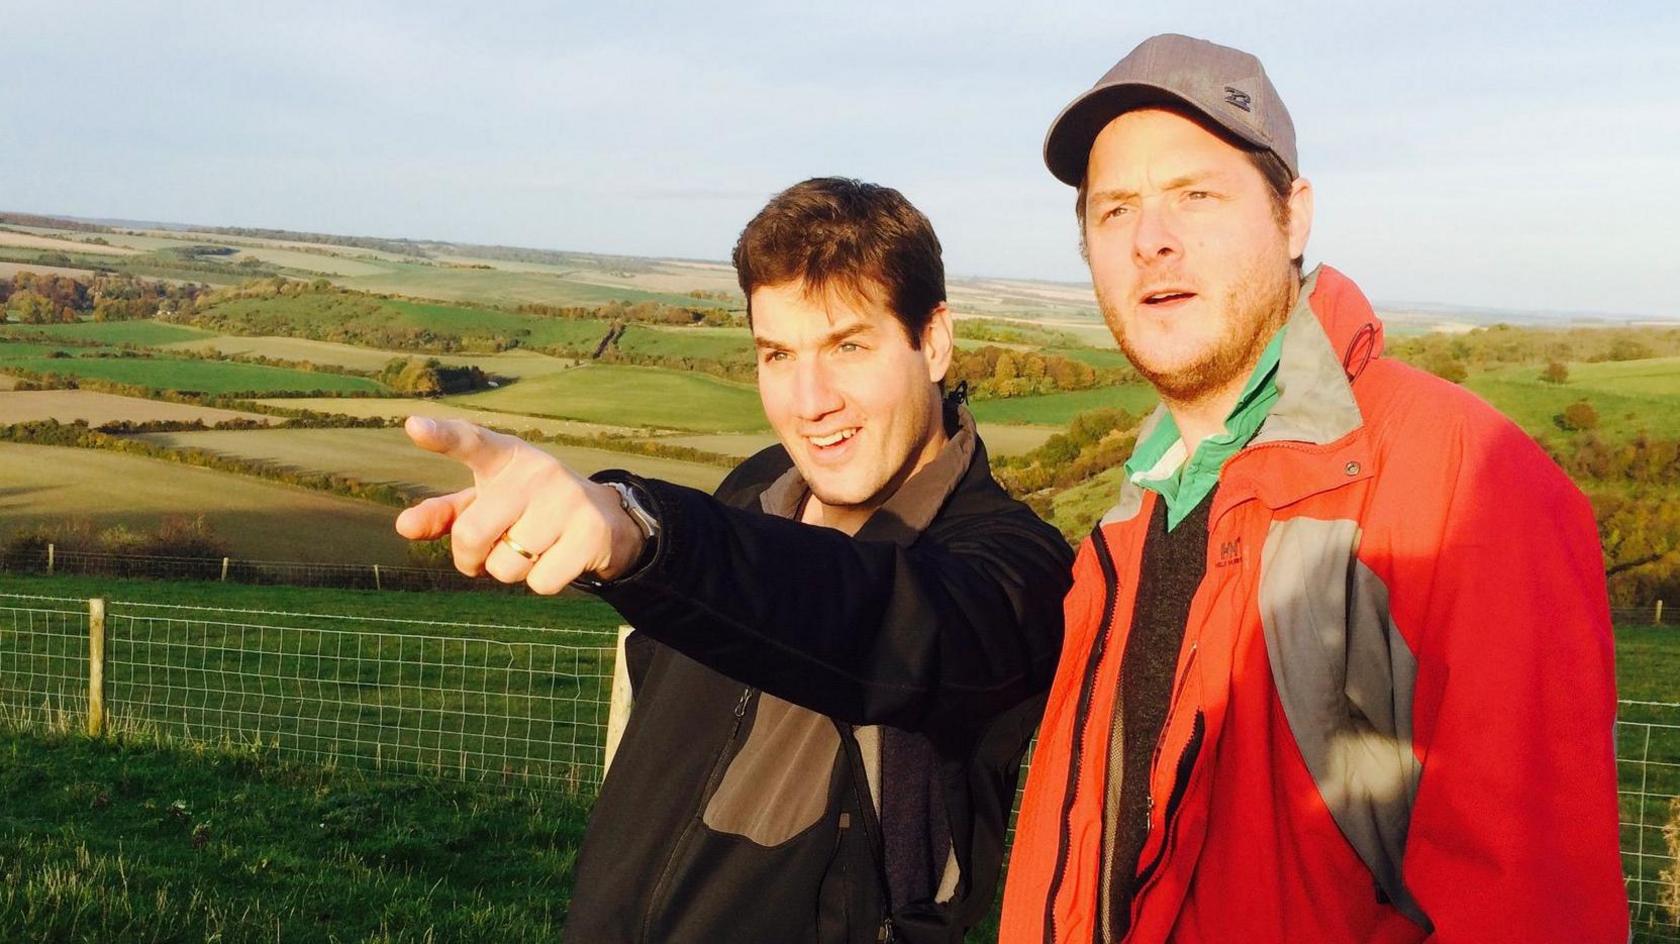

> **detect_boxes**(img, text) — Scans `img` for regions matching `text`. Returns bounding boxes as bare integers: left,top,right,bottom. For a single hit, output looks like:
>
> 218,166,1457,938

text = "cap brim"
1042,82,1272,187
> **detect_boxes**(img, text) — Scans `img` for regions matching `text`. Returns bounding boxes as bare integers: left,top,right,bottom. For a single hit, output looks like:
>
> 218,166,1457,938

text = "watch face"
614,482,659,540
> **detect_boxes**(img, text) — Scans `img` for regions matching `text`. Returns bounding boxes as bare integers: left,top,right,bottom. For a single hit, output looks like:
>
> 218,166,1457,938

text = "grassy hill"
0,442,411,563
452,364,768,433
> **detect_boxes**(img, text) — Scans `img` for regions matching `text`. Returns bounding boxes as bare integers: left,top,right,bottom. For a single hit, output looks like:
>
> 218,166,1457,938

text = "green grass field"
0,442,412,563
0,352,384,395
263,396,633,438
0,340,114,359
1051,346,1132,369
170,336,579,379
453,364,769,433
136,426,730,493
0,389,277,426
0,320,213,347
615,323,753,361
193,291,622,351
968,383,1159,426
0,720,590,941
334,259,725,310
1467,359,1680,443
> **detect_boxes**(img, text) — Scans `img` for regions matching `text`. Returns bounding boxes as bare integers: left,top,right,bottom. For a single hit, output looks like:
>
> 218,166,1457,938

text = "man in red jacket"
999,33,1628,943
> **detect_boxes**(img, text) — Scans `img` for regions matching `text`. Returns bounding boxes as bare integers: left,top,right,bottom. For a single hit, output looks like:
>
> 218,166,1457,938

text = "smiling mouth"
808,428,858,448
1142,291,1197,306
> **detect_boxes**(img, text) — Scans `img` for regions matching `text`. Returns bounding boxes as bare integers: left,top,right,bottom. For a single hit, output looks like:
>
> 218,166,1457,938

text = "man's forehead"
1087,107,1250,176
750,279,895,337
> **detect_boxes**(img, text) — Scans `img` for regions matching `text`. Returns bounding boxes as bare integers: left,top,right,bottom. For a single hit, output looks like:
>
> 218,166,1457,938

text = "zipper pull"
1146,794,1154,830
733,688,752,718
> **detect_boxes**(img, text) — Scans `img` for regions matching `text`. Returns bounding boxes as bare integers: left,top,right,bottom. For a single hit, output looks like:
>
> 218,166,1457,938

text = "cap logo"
1223,87,1252,112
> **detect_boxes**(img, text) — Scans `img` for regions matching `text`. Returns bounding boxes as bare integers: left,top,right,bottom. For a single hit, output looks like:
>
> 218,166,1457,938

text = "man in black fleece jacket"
397,177,1072,943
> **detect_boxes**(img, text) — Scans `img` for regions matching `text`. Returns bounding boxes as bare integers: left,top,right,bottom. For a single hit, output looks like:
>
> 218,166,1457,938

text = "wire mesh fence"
1616,605,1680,628
1622,700,1680,942
2,591,1678,935
0,594,620,786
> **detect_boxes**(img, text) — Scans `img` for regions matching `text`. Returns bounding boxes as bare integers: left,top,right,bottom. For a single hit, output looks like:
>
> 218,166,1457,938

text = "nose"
792,356,845,421
1131,199,1181,265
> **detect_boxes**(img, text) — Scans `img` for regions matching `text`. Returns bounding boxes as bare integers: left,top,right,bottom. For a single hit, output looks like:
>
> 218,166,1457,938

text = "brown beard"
1105,253,1297,406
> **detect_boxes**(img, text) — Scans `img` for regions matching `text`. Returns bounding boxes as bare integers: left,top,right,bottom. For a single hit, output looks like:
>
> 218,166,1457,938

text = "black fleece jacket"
563,422,1072,944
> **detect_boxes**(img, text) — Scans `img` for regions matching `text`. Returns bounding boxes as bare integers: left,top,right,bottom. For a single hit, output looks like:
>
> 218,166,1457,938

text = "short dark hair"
733,177,945,348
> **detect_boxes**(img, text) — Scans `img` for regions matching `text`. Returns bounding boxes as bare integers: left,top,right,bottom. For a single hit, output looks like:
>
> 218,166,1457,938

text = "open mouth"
808,428,858,449
1141,290,1197,307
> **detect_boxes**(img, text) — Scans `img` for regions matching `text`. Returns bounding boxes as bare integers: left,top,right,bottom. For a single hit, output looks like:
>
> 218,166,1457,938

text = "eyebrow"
754,321,875,351
1088,171,1218,204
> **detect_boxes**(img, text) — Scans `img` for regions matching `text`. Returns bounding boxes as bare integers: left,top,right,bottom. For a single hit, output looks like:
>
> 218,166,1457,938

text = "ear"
921,303,955,385
1285,176,1314,261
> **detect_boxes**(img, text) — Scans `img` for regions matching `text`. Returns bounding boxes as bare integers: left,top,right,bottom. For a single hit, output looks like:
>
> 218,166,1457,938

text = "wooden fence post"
87,598,107,737
373,564,383,591
47,543,55,575
602,625,635,781
221,557,230,582
1657,600,1665,626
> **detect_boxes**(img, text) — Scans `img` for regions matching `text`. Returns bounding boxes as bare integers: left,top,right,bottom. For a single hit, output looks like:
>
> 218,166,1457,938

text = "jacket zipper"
1130,710,1205,908
639,685,755,943
837,722,898,943
1043,525,1122,944
1143,641,1199,830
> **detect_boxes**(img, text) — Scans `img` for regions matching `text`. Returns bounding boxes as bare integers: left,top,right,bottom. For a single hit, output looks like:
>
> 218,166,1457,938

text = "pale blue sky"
3,0,1676,317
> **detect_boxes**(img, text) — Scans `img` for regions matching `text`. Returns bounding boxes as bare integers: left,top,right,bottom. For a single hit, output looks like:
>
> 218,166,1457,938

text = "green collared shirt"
1123,327,1287,530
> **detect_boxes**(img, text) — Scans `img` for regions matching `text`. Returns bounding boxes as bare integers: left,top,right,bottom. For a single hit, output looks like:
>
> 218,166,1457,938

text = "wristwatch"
605,480,661,545
573,480,661,590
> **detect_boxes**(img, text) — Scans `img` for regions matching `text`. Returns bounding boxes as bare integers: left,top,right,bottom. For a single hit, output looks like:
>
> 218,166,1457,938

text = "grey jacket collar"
760,404,979,548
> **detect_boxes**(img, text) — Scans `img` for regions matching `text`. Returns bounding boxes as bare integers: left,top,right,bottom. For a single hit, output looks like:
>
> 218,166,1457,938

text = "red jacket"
1000,267,1627,943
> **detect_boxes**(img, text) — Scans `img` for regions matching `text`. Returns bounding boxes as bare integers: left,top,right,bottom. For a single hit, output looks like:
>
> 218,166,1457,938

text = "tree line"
0,271,209,323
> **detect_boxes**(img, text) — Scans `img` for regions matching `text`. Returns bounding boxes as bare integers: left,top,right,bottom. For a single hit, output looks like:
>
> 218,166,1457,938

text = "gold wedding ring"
498,535,539,561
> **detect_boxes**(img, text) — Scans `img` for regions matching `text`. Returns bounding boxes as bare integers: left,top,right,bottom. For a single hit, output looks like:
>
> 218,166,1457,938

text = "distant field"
0,354,384,395
0,319,212,347
257,397,631,437
647,432,778,457
1052,346,1131,369
225,245,391,276
335,260,720,310
1467,357,1680,442
969,384,1159,426
0,261,97,281
977,424,1061,456
454,364,768,433
7,226,189,252
0,442,410,562
0,340,112,359
135,426,729,493
167,336,579,378
1563,356,1680,398
191,291,619,352
616,324,753,361
0,390,278,426
0,229,136,255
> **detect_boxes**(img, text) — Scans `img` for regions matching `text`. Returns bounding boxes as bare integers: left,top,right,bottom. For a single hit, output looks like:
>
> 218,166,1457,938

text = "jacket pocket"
703,692,841,846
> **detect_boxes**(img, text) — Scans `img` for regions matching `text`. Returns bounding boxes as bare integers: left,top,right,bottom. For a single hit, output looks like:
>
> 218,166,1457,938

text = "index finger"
404,416,521,481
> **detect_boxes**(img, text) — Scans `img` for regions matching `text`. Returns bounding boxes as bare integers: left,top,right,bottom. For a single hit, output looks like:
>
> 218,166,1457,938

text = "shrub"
1556,400,1600,432
1540,360,1569,384
1425,356,1468,384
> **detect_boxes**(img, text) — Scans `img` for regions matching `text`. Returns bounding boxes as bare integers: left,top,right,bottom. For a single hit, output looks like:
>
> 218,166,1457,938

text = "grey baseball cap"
1043,33,1297,186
